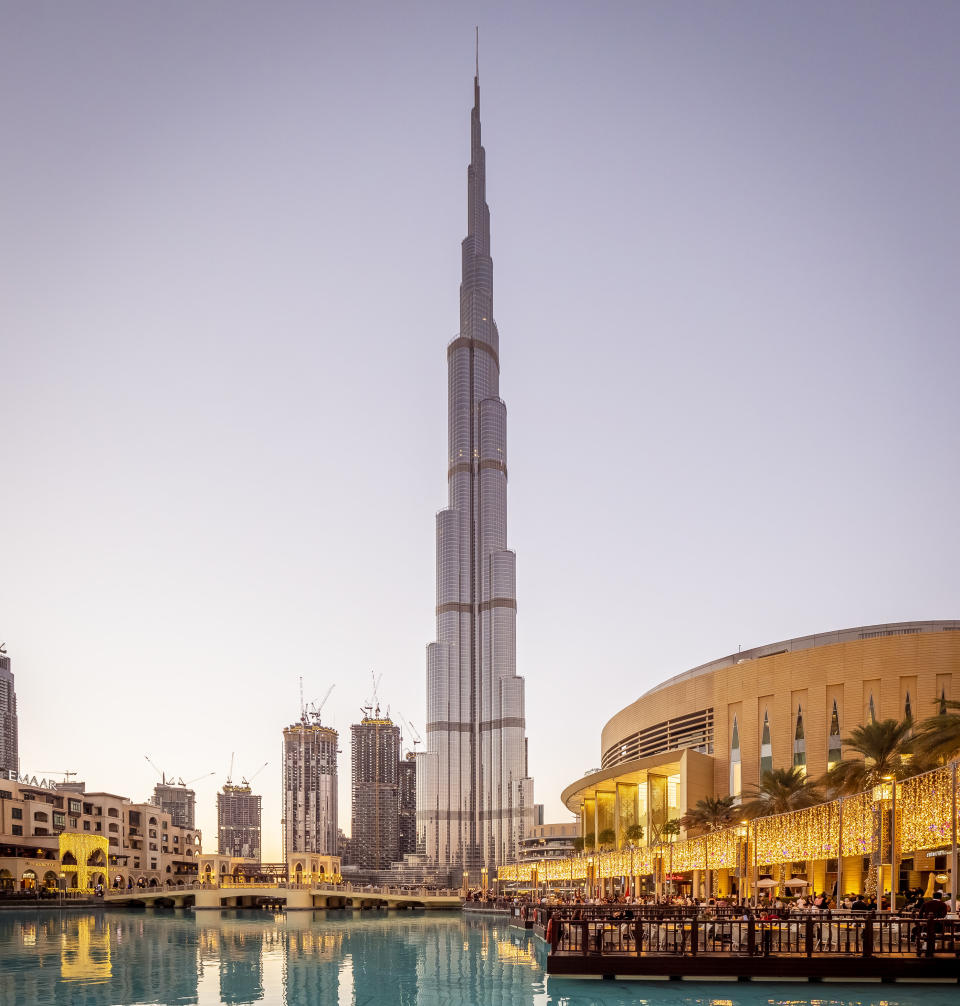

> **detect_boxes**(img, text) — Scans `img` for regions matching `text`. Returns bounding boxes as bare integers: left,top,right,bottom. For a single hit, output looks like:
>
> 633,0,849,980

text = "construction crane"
36,769,78,781
144,754,174,784
226,752,235,786
396,713,423,754
303,683,335,725
145,756,212,788
181,771,214,787
241,761,269,787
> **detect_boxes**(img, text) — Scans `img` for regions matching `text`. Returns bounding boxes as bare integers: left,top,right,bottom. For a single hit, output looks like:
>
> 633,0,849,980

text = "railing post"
747,916,756,957
805,915,814,958
862,913,874,958
690,917,698,956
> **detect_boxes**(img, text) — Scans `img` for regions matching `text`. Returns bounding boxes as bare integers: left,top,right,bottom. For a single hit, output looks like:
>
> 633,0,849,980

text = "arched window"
760,711,772,776
793,705,806,775
729,717,742,801
827,700,842,771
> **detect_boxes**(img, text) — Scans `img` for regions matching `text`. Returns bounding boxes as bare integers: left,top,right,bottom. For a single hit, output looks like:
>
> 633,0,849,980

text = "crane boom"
241,761,269,786
182,771,214,786
144,754,168,782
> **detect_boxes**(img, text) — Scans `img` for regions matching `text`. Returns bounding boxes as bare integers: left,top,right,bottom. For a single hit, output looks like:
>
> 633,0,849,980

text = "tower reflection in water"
0,910,547,1005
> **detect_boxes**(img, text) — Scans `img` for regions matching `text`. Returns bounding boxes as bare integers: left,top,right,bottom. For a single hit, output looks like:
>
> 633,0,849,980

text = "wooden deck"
542,910,960,983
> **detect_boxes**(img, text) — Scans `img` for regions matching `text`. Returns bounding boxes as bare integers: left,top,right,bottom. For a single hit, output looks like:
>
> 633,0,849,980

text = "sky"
2,1,958,862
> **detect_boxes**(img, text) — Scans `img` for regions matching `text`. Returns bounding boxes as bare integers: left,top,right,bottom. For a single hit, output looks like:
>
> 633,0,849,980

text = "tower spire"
475,25,479,79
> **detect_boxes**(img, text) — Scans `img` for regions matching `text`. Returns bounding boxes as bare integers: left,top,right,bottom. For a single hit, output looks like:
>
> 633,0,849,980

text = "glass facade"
421,73,534,873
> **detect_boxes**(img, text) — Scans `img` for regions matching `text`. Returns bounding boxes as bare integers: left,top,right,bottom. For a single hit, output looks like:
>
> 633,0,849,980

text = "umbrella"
785,878,809,887
756,878,777,888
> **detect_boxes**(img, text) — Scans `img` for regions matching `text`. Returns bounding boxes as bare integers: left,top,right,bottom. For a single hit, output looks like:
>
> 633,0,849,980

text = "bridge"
103,881,463,911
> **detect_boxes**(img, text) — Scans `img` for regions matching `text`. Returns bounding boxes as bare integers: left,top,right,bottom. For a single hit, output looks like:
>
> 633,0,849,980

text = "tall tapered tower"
419,66,534,875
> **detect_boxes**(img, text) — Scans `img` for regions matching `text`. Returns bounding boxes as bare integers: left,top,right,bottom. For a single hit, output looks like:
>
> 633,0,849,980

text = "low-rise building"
0,777,201,891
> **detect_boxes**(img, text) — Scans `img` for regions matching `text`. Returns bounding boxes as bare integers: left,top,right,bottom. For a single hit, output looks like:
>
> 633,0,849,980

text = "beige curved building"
563,620,960,848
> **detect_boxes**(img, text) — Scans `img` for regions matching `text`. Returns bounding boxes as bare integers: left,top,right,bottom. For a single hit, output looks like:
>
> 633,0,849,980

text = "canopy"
784,878,809,887
756,878,777,888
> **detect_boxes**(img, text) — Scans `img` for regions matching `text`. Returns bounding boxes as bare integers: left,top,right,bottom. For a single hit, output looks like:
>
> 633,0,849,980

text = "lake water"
0,908,957,1006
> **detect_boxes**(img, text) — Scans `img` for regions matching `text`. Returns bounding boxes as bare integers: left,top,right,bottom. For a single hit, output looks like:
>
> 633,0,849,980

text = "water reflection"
0,909,545,1006
2,910,949,1006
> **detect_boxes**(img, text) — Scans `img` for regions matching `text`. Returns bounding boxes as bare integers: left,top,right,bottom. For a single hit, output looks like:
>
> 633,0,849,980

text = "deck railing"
550,913,960,959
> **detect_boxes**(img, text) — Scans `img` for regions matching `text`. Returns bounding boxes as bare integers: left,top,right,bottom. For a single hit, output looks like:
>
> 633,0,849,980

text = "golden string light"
495,761,960,887
898,765,953,853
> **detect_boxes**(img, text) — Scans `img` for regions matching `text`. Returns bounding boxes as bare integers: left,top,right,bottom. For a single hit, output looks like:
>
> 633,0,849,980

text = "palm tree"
910,700,960,764
680,795,738,833
741,767,823,895
741,767,822,819
819,718,917,899
819,718,916,795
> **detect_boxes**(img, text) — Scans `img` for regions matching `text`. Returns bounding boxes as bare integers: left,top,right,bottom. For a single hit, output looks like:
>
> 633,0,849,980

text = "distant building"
350,712,400,870
217,784,261,859
283,713,338,856
518,821,579,864
152,782,196,830
0,648,18,778
398,752,416,857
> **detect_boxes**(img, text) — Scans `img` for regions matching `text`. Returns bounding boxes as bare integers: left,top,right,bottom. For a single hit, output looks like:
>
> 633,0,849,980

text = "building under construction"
351,711,400,871
398,752,416,857
282,711,338,857
217,783,262,859
153,782,195,830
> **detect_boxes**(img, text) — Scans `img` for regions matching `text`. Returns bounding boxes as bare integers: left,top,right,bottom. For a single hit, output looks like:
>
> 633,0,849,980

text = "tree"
572,836,584,853
819,718,919,900
819,718,917,795
597,828,616,850
680,795,738,833
662,818,681,841
624,823,644,845
910,700,960,764
741,767,822,819
583,832,595,851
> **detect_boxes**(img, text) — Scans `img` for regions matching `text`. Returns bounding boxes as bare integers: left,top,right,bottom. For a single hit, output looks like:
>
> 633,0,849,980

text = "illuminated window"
828,700,842,771
760,710,772,776
729,717,742,800
793,705,806,775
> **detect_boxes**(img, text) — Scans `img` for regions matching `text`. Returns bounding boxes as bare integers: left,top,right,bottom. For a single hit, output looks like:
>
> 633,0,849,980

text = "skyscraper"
217,783,262,859
283,712,338,856
350,711,400,870
420,67,534,875
0,647,18,778
398,752,416,857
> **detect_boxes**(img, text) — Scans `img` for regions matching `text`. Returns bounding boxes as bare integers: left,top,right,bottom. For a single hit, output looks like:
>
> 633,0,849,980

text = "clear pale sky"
2,1,958,861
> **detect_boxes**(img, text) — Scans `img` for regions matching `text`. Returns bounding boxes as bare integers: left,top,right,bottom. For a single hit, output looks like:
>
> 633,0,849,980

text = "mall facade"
513,620,960,899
